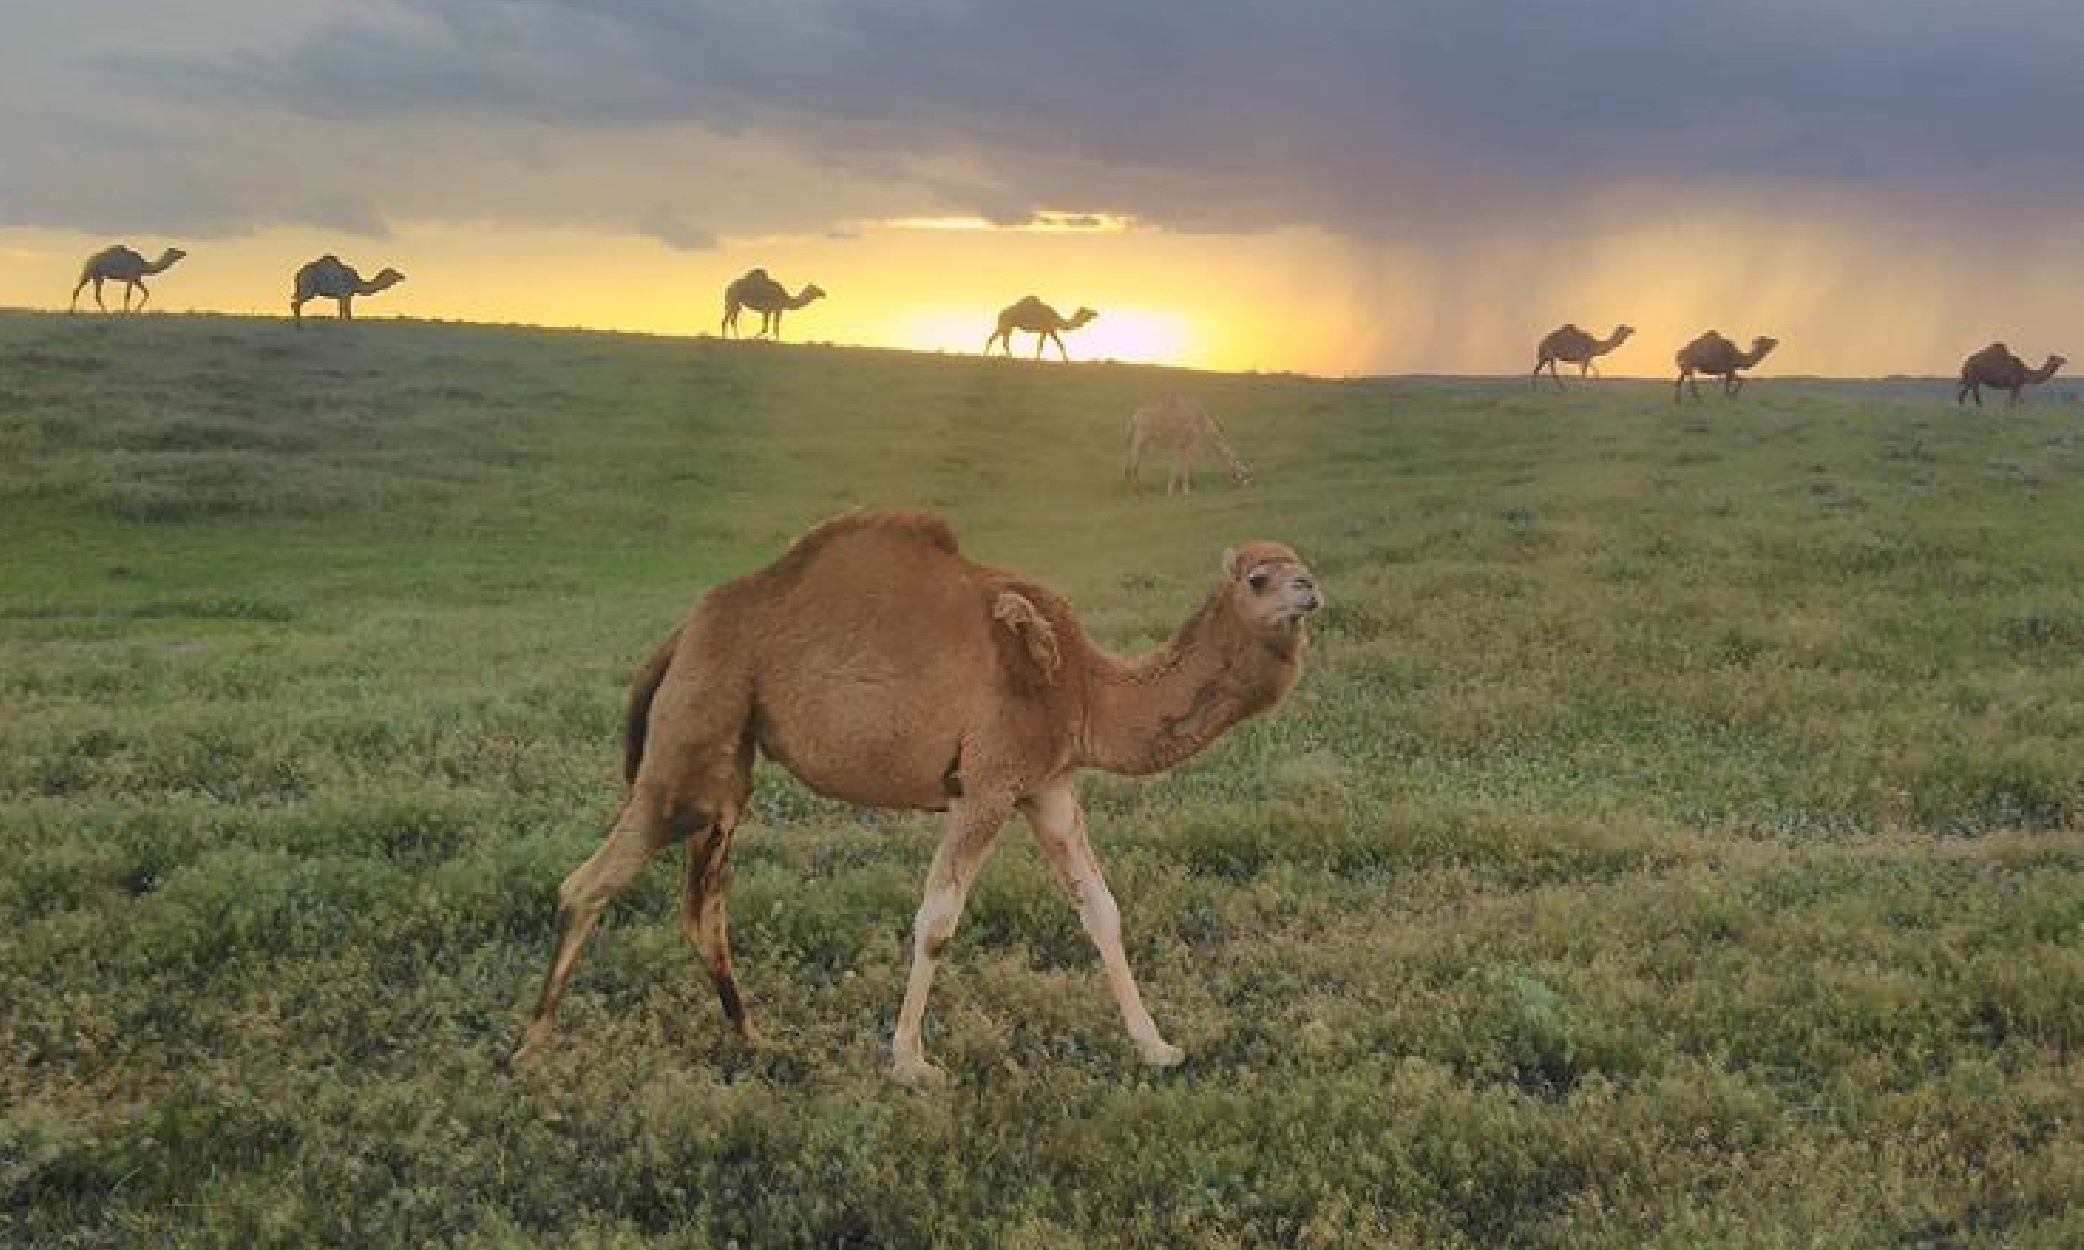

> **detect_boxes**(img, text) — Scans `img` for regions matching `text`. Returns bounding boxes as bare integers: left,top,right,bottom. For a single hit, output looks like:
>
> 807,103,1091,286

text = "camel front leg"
1021,783,1182,1069
891,797,1010,1084
340,295,355,321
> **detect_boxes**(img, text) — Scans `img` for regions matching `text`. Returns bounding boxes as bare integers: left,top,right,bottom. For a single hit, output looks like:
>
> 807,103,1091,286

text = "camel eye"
1247,571,1270,593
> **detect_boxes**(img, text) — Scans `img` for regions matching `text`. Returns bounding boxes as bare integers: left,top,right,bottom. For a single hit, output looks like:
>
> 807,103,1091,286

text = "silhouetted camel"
1532,323,1634,389
1957,343,2066,407
291,256,405,325
986,296,1098,361
1674,331,1779,401
721,269,826,338
69,245,187,313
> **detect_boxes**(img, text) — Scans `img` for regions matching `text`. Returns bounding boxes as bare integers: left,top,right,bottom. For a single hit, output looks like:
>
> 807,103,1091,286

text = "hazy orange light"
894,303,1195,366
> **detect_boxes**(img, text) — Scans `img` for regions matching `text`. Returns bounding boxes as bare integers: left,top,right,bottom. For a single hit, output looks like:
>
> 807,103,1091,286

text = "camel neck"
1079,592,1303,776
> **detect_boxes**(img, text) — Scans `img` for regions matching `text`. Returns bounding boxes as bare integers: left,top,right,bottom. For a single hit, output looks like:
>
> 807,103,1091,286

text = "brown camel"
1532,323,1634,389
291,255,406,325
1125,396,1252,494
721,268,827,338
69,245,188,313
513,508,1322,1084
986,295,1098,360
1957,342,2066,407
1674,331,1780,401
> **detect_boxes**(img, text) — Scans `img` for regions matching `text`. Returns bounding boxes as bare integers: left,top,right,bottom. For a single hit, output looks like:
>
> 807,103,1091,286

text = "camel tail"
623,627,682,784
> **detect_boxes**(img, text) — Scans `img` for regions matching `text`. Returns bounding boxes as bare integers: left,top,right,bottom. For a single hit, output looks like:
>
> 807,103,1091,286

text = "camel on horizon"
986,296,1098,361
1532,323,1635,388
1957,342,2066,407
69,245,188,313
721,269,826,338
291,255,406,325
1674,331,1780,401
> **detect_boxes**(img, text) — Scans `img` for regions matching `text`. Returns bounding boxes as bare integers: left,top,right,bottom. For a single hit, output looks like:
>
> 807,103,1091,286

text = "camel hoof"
1140,1040,1186,1069
510,1023,556,1072
890,1054,947,1087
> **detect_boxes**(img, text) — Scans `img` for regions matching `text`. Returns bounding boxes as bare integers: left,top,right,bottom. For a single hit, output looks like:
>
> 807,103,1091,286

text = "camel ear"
1222,548,1243,580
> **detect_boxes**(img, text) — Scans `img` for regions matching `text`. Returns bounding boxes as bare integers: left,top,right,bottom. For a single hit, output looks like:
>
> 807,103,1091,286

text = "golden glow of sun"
893,304,1194,365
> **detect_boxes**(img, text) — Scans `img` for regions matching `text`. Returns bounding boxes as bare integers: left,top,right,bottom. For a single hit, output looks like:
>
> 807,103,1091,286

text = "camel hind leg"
676,727,761,1046
512,798,682,1067
514,657,758,1067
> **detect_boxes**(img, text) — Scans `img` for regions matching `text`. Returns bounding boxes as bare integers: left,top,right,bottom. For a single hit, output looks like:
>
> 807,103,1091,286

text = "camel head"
796,283,828,307
1068,307,1099,330
1613,324,1636,343
154,248,190,271
1227,459,1254,488
1748,336,1781,363
1220,541,1321,632
369,268,407,292
2045,355,2068,373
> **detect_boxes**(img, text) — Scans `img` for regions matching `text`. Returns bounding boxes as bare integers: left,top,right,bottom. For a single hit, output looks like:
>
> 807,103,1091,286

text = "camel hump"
780,507,962,567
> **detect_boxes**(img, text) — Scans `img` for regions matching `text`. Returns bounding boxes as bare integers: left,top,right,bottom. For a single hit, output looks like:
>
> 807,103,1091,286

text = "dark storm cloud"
53,0,2084,239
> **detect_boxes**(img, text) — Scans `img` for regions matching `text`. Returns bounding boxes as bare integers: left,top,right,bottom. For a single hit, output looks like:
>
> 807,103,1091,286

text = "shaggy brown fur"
69,245,187,313
1674,331,1780,401
1125,396,1252,494
514,507,1322,1083
986,295,1099,360
1532,323,1634,389
1957,342,2066,407
291,255,406,325
721,268,827,338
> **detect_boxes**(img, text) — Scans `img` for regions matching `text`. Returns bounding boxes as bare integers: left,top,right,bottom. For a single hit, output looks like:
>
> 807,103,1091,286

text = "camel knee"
912,890,964,960
1074,879,1123,947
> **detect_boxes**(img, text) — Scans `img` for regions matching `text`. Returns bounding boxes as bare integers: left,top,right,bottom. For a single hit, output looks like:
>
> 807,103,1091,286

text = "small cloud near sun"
887,211,1133,234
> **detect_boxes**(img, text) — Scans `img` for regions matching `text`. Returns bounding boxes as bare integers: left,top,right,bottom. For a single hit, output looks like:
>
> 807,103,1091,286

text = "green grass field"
4,309,2083,1248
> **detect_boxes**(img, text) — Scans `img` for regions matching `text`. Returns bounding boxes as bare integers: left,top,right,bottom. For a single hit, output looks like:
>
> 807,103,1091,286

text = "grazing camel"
721,268,827,338
986,296,1098,360
513,508,1322,1084
69,245,188,313
1125,396,1252,494
291,255,406,325
1532,323,1634,389
1957,342,2067,407
1674,331,1780,401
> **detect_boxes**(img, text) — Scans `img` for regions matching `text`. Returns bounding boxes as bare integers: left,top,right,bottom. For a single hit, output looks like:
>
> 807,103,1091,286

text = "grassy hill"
4,310,2083,1248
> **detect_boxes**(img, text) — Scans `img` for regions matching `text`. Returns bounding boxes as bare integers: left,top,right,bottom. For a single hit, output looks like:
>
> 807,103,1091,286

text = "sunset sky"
4,1,2081,377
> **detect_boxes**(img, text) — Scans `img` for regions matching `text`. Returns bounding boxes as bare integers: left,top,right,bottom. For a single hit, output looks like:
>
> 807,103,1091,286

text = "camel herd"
65,244,2068,406
69,244,407,327
1533,320,2068,407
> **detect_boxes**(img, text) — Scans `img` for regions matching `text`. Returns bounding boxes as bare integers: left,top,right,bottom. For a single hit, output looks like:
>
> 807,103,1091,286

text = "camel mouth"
1282,587,1324,620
